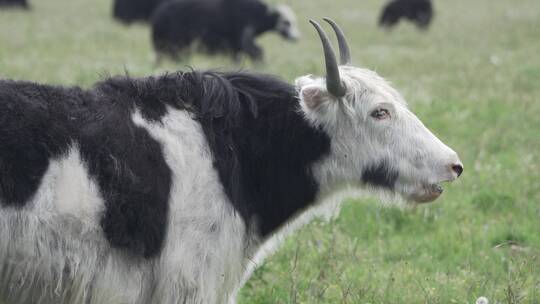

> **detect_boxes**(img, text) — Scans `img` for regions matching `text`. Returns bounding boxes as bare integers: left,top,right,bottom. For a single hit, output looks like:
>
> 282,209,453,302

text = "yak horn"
323,18,351,65
309,19,346,97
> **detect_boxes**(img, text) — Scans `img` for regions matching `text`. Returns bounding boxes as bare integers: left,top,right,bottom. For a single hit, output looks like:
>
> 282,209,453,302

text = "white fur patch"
133,108,250,304
53,148,103,222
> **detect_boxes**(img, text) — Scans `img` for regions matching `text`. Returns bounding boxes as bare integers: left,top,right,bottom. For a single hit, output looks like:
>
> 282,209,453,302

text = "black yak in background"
113,0,164,24
151,0,300,63
379,0,433,29
0,0,29,9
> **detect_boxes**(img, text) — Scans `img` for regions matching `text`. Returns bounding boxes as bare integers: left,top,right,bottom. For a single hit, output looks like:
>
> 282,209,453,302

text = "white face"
296,66,463,203
274,5,300,41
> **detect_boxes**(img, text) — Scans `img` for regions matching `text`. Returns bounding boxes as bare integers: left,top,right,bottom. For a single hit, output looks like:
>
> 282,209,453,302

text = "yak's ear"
300,84,329,109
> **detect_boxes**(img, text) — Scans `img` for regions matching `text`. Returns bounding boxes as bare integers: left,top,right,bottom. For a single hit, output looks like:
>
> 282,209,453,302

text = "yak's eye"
371,108,390,120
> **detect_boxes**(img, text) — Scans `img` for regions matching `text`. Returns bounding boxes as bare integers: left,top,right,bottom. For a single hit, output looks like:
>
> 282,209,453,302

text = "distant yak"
151,0,300,63
0,0,29,9
379,0,433,29
113,0,164,24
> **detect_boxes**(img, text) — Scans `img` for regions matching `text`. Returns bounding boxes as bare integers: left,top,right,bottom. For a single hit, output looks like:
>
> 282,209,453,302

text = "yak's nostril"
451,164,464,177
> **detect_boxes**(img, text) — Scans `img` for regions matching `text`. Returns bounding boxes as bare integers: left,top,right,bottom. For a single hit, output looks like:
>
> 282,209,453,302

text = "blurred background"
1,0,539,303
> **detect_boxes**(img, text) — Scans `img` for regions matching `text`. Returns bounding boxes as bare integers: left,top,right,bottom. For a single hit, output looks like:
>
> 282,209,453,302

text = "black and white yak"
113,0,164,24
0,0,29,9
379,0,434,29
151,0,300,62
0,19,462,304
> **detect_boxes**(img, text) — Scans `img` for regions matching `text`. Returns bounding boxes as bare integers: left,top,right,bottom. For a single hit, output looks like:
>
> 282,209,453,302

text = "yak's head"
297,19,462,204
273,5,300,41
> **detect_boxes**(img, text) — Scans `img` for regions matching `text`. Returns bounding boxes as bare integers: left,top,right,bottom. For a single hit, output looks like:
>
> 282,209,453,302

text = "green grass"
1,0,540,303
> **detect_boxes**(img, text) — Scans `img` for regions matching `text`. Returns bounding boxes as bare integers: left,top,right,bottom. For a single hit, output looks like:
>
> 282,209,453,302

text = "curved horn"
323,17,351,65
309,19,346,97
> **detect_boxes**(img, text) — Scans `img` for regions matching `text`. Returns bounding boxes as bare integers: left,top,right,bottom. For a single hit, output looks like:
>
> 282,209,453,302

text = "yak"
151,0,300,62
379,0,434,29
0,19,462,303
113,0,164,24
0,0,29,9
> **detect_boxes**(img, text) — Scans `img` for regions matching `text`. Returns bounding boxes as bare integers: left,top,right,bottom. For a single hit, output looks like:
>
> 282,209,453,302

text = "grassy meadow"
1,0,540,303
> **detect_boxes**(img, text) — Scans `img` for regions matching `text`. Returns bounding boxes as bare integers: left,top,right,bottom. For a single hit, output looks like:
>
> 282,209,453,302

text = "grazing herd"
151,0,299,62
1,0,435,62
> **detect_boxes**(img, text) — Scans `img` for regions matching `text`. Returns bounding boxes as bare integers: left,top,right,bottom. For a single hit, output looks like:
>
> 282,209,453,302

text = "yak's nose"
451,163,464,178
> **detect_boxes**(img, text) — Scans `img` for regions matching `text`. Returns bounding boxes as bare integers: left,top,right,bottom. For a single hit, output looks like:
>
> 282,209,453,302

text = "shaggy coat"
379,0,433,29
0,20,462,304
0,71,332,303
151,0,298,61
113,0,164,24
0,0,29,8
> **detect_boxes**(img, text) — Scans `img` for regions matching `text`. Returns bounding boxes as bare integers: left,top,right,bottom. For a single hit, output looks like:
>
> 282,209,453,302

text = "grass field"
1,0,540,303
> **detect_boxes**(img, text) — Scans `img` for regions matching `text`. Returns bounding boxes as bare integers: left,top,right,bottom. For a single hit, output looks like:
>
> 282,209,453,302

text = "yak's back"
0,80,85,207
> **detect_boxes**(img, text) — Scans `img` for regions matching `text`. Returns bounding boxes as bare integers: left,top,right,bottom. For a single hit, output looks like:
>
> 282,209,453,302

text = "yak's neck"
215,105,331,238
180,71,333,238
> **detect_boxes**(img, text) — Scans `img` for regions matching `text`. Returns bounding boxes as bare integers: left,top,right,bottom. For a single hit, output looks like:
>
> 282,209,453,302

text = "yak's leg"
239,27,263,63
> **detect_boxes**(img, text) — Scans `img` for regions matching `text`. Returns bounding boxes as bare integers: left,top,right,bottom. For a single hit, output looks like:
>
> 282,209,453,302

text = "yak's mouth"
408,182,445,203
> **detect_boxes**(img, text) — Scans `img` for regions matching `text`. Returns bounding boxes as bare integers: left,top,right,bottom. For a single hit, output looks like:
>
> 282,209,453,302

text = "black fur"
187,72,332,236
0,0,29,9
113,0,164,24
361,161,399,190
379,0,433,29
151,0,283,61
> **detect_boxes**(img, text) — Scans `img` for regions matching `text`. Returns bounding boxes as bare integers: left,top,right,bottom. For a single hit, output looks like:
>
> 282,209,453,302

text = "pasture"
1,0,539,303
